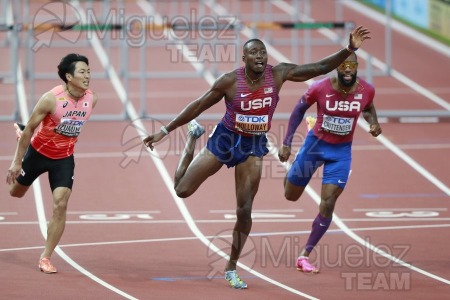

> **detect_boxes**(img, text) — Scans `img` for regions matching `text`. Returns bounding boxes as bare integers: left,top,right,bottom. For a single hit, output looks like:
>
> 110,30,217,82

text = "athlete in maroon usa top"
278,52,382,274
144,26,372,288
287,73,375,145
222,65,279,136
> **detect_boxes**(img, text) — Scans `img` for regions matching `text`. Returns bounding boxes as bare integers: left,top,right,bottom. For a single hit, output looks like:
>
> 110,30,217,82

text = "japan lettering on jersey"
305,77,375,144
222,66,279,135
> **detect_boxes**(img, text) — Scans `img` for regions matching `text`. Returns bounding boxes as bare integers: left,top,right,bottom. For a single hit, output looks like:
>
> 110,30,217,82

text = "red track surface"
1,1,449,299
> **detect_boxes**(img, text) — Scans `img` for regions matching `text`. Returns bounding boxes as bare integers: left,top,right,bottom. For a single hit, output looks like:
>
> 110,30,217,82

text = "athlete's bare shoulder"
218,70,237,84
40,90,57,107
213,70,237,91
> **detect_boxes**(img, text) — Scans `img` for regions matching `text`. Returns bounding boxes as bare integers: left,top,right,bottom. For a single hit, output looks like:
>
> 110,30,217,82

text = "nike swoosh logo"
319,223,327,227
326,94,334,97
241,93,251,97
338,180,346,183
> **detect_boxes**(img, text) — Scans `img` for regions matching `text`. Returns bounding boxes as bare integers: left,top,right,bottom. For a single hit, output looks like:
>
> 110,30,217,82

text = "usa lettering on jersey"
240,97,272,111
326,100,361,112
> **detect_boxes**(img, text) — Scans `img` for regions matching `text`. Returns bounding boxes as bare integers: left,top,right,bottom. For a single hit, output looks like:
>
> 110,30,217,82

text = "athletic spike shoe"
225,270,248,289
187,119,205,139
14,122,25,140
38,257,57,274
296,256,319,273
305,116,316,132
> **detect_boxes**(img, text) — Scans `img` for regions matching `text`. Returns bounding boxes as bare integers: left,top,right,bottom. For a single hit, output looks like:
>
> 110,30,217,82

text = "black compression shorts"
16,145,75,191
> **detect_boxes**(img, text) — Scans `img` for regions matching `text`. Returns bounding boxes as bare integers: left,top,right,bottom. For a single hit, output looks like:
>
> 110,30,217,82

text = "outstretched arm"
278,96,311,162
143,73,232,150
363,102,382,137
275,26,371,83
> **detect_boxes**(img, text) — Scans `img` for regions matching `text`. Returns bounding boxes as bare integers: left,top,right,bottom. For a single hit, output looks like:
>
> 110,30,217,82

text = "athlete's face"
242,41,268,74
67,61,90,90
337,55,358,87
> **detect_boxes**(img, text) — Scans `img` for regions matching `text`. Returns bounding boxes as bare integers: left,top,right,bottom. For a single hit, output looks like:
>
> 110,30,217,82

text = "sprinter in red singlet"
144,26,371,289
278,52,382,273
6,54,98,274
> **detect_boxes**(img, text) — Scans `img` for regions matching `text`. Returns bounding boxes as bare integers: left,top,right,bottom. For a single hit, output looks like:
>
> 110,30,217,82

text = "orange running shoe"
305,116,316,132
38,257,57,274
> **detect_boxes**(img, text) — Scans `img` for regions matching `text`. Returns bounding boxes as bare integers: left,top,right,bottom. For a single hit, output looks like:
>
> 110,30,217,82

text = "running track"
1,1,449,299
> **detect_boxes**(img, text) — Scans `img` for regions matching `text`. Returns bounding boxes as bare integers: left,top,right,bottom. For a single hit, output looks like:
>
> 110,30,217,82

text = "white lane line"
358,120,450,196
208,0,450,286
353,208,448,212
2,142,450,162
2,217,450,226
3,223,450,254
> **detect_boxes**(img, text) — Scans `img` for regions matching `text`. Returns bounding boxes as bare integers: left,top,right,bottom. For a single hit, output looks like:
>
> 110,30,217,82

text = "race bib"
54,118,86,137
235,114,268,134
321,114,354,135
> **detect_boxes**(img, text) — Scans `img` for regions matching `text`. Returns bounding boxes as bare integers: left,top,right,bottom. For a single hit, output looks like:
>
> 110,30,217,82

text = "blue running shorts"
206,122,269,168
287,131,352,189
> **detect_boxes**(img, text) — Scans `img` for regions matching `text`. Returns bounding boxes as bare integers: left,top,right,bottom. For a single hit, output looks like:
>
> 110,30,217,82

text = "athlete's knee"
284,186,302,201
9,185,26,198
52,190,70,213
320,196,338,217
236,205,252,223
320,204,334,218
174,183,194,198
53,198,68,213
175,188,192,198
9,190,25,198
285,191,300,201
283,178,304,201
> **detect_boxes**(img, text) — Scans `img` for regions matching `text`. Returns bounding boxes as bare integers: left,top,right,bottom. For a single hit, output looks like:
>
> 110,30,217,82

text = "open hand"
143,132,166,150
349,25,371,50
6,163,22,185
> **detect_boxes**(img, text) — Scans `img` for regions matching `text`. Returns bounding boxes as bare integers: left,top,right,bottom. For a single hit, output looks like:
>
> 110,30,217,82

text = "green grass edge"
360,1,450,46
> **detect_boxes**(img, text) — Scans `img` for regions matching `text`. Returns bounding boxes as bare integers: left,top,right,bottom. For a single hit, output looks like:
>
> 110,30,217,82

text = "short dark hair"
243,38,264,52
57,53,89,83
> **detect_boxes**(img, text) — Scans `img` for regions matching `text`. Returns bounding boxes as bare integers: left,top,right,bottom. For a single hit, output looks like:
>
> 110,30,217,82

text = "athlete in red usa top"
144,26,371,289
278,52,382,273
6,53,98,274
